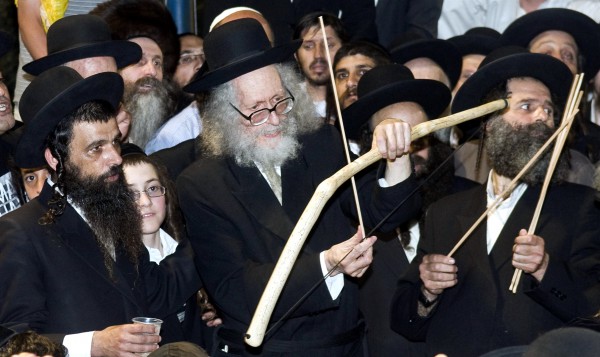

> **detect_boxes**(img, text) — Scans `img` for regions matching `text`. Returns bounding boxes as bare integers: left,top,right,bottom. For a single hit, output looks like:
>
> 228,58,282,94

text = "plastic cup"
131,317,163,357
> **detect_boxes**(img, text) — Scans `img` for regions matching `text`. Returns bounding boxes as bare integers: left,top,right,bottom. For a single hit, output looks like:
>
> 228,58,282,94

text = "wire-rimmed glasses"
130,185,166,201
230,89,295,126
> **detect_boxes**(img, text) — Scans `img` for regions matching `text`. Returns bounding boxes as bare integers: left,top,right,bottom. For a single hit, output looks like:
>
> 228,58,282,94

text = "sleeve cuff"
63,331,95,357
320,251,344,300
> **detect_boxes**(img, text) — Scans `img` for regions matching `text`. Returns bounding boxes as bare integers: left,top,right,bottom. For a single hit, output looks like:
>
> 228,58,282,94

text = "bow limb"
244,99,508,347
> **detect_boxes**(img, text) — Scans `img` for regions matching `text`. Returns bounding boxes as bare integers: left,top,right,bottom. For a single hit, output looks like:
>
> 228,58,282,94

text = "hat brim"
452,53,573,140
183,40,301,93
500,8,600,75
342,79,451,140
391,39,462,88
23,40,142,75
15,72,123,168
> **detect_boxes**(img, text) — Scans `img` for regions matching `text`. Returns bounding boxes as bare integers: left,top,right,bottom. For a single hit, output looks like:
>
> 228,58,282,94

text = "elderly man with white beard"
176,19,421,357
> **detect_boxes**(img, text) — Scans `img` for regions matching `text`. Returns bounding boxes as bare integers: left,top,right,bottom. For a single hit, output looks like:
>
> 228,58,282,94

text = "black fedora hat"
342,64,451,140
23,15,142,76
390,33,462,88
0,30,14,58
15,67,123,168
452,46,573,139
448,27,501,57
501,8,600,75
183,18,301,93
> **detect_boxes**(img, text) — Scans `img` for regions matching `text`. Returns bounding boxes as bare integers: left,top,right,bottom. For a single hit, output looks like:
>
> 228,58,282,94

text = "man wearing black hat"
91,0,179,149
0,67,201,356
177,18,419,356
391,50,600,357
501,8,600,165
343,63,459,356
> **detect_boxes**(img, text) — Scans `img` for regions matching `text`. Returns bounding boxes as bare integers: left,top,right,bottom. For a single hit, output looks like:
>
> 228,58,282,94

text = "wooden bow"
244,99,508,347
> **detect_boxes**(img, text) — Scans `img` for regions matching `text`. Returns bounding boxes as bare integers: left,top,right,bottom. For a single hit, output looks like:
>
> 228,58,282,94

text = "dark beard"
62,162,143,276
123,77,173,148
485,117,568,186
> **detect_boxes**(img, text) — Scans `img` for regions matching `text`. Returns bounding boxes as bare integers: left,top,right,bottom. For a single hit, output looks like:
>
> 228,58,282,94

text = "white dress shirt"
485,171,528,253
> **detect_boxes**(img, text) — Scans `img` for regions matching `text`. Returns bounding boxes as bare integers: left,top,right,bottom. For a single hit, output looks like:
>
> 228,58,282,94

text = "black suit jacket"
177,125,420,355
391,183,600,357
0,184,201,342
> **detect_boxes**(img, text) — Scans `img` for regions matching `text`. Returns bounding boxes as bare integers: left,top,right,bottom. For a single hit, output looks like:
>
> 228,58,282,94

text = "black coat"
391,183,600,357
0,183,201,342
177,125,420,356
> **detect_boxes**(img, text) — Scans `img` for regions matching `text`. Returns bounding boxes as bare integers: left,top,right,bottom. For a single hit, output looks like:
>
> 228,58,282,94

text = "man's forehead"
530,30,578,49
336,54,376,71
72,117,119,137
302,25,338,41
233,66,284,99
506,77,552,95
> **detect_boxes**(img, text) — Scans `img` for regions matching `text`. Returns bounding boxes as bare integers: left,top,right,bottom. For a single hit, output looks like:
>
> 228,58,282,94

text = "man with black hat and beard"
342,63,479,357
91,0,180,149
390,48,600,357
0,67,201,356
177,18,420,356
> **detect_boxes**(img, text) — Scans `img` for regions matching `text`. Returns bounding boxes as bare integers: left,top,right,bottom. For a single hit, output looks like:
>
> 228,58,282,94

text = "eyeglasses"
130,185,166,201
230,89,295,126
178,52,205,66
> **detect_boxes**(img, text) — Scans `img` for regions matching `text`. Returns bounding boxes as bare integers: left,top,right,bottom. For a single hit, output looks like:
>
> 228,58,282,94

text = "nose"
137,191,153,207
315,43,324,59
347,73,360,88
267,110,281,126
141,60,158,78
106,144,123,167
34,177,45,196
532,106,550,123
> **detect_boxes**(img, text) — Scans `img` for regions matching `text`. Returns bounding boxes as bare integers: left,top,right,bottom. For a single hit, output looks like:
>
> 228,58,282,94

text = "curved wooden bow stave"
244,98,508,347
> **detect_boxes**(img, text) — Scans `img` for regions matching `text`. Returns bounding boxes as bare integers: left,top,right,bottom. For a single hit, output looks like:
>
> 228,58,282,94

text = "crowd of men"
1,0,600,356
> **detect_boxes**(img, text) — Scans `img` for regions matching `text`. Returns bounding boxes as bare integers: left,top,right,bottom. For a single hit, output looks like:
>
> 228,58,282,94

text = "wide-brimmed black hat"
390,33,462,88
448,27,501,57
342,64,451,140
23,15,141,76
183,18,301,93
0,30,14,58
15,67,123,168
501,8,600,75
452,46,573,139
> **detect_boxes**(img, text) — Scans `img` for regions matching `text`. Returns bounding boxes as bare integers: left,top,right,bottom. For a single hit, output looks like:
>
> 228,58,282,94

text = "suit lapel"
454,186,495,280
379,234,410,277
39,186,141,308
229,160,295,243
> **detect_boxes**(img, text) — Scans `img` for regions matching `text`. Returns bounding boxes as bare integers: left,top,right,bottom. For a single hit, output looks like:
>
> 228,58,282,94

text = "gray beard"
233,114,301,168
123,77,172,149
485,117,568,185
